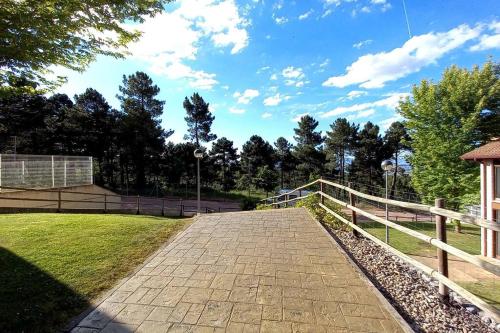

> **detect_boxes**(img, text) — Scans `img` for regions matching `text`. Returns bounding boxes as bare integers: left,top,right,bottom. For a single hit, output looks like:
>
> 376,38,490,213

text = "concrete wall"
0,184,121,210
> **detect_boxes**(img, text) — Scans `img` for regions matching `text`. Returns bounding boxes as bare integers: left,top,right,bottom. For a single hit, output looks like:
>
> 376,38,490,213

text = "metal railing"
0,185,240,217
262,178,500,322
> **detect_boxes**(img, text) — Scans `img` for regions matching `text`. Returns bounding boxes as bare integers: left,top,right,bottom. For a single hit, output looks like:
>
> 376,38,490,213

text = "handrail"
319,191,500,276
318,179,499,231
318,202,500,322
261,179,320,202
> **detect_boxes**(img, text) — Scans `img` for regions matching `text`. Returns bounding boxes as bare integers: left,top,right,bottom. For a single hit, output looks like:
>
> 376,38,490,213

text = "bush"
240,197,258,211
296,195,348,230
256,203,272,210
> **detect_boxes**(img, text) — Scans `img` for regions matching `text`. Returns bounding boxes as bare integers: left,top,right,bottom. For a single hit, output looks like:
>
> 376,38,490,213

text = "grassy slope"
0,213,188,333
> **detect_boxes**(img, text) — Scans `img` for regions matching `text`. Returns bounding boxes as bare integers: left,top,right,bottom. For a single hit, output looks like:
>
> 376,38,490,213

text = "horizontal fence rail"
0,185,241,217
262,178,500,322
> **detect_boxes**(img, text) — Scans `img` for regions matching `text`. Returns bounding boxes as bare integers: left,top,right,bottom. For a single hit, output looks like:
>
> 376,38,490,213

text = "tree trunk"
390,150,398,199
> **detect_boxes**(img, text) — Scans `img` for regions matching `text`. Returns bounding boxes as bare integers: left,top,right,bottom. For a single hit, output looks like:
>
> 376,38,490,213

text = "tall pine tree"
183,93,216,147
274,137,295,189
117,71,172,191
325,118,358,183
209,137,239,192
293,115,325,182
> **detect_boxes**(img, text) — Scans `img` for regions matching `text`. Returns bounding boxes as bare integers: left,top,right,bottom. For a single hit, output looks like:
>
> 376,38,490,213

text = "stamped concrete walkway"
72,208,406,333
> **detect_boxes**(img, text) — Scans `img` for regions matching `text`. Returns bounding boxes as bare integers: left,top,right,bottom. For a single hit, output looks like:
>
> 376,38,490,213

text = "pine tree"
209,137,239,192
117,71,172,191
383,121,411,198
239,135,275,190
293,115,325,182
349,122,387,193
274,137,295,189
183,93,216,147
325,118,358,183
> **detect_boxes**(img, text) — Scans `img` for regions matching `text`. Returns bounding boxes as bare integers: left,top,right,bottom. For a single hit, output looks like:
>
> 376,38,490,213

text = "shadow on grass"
0,247,131,333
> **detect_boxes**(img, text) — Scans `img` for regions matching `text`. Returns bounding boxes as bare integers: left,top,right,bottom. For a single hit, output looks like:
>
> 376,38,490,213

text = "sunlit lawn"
0,213,189,333
359,220,481,256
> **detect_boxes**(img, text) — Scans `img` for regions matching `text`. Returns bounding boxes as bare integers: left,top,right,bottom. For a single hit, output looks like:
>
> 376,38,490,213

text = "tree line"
1,62,498,209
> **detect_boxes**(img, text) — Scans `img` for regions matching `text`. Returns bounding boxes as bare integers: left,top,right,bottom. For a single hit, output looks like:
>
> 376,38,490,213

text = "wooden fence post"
104,194,107,213
320,178,324,205
136,195,140,215
180,204,184,217
348,182,358,237
57,190,61,212
435,198,449,301
161,199,165,216
285,194,289,208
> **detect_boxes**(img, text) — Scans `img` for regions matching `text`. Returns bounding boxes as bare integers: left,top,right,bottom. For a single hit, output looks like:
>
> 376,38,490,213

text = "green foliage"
183,93,217,147
274,137,296,189
256,203,273,210
118,72,171,189
0,0,170,87
209,137,239,192
293,115,325,182
398,61,499,209
254,165,279,196
325,118,358,182
240,197,259,210
384,121,411,198
296,195,346,230
349,122,389,192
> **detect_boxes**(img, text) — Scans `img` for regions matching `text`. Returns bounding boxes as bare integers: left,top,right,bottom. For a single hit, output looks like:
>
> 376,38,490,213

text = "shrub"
256,203,272,210
296,195,348,230
240,197,258,210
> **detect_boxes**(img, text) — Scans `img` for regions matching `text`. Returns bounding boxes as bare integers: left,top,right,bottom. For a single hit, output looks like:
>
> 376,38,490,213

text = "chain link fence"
0,154,93,190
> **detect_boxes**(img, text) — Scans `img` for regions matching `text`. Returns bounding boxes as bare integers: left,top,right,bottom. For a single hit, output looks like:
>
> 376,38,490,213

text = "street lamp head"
381,160,394,172
194,148,204,159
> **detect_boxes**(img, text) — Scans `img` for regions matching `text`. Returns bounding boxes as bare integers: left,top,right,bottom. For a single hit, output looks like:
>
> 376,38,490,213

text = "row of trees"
1,62,498,208
0,71,412,197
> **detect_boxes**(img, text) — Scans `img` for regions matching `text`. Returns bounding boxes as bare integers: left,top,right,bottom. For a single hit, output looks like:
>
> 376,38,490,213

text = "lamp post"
381,160,394,243
194,148,204,215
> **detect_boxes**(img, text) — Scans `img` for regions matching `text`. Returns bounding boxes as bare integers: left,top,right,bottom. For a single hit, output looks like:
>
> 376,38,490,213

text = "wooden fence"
262,178,500,322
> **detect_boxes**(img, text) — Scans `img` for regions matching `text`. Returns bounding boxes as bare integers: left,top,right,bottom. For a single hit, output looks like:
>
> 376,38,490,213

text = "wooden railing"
262,178,500,321
0,185,240,217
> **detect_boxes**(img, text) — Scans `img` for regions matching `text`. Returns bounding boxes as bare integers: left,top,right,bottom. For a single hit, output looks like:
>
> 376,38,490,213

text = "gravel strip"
323,225,498,333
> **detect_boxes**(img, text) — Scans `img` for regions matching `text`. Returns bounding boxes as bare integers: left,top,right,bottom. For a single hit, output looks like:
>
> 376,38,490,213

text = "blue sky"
55,0,500,149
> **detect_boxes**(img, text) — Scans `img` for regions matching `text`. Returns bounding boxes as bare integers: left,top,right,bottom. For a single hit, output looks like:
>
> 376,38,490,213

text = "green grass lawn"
359,220,481,256
0,213,189,333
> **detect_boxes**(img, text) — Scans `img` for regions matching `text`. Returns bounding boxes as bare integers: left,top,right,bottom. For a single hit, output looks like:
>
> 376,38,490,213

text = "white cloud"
291,113,309,122
347,90,368,99
282,66,304,79
320,92,409,118
127,0,249,90
270,73,278,80
262,112,272,119
274,16,288,25
319,59,330,68
233,89,260,104
371,0,386,4
323,24,482,89
353,39,372,49
379,115,403,130
229,107,246,114
282,66,306,87
299,9,314,20
470,21,500,51
264,93,290,106
321,9,333,18
346,109,375,121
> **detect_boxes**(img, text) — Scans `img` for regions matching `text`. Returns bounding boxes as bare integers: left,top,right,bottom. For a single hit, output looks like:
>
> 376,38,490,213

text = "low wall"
0,185,120,210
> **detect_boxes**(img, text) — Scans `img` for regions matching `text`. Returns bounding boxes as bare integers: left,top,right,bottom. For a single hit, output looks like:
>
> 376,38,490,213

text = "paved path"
73,208,405,333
